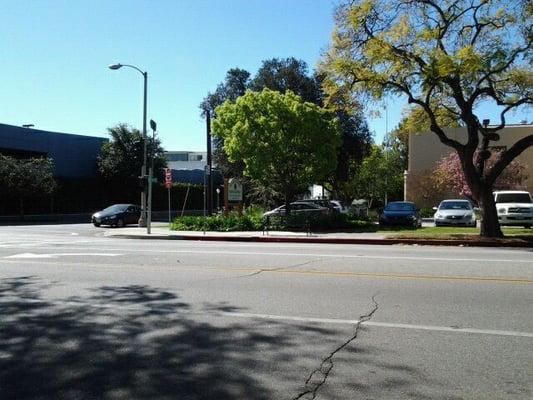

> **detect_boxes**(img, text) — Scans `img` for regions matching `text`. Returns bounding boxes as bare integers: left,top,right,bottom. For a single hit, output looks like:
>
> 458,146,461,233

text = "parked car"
299,199,337,213
350,199,369,218
379,201,421,228
329,200,350,214
263,202,329,217
494,190,533,228
433,199,476,227
92,204,141,227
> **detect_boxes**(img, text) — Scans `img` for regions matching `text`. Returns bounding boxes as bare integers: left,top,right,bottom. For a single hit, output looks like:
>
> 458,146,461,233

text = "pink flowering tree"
434,152,529,200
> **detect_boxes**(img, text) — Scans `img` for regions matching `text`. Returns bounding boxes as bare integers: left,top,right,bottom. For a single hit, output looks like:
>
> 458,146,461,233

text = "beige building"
406,124,533,207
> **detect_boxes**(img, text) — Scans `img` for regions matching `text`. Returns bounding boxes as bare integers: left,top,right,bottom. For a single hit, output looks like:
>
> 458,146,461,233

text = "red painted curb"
113,234,532,248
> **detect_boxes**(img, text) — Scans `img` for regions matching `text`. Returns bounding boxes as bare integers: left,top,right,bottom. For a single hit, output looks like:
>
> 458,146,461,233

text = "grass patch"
385,226,533,239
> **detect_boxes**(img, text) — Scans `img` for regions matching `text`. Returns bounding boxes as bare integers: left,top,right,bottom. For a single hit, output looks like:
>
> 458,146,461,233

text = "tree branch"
487,134,533,185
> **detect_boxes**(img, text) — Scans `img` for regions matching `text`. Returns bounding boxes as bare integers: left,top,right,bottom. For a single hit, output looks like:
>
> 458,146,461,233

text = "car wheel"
93,222,101,227
435,222,441,227
116,219,125,228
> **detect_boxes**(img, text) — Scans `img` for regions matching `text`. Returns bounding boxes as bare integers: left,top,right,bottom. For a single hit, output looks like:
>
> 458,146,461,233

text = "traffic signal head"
138,175,148,189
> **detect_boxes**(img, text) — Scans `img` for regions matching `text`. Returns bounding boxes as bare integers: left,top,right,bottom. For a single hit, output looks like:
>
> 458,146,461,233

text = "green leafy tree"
385,106,461,170
202,59,373,198
0,155,56,217
346,145,403,208
327,106,373,199
212,89,341,213
201,68,251,179
250,57,322,104
321,0,532,237
200,68,251,117
97,123,167,182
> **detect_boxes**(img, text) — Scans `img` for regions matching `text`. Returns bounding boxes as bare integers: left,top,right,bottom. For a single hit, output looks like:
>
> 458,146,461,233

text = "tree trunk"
478,188,503,238
285,193,291,216
19,197,24,220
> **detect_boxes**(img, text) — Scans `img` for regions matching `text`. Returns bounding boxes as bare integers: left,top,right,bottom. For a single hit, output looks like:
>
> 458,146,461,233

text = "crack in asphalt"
290,295,379,400
240,258,324,278
177,258,324,286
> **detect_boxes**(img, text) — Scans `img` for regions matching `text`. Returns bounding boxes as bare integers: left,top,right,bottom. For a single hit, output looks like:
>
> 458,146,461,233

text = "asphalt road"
0,224,532,400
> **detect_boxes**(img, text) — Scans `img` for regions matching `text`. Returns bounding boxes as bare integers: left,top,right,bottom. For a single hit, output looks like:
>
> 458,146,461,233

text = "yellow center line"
185,266,533,284
3,259,531,284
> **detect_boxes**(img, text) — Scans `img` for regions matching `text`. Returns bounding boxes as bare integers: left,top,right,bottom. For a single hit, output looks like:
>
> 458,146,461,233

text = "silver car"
433,200,476,227
263,202,329,217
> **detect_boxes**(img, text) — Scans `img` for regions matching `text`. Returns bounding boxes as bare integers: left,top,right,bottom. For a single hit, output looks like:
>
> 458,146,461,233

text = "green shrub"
171,208,376,232
171,212,263,232
263,212,375,232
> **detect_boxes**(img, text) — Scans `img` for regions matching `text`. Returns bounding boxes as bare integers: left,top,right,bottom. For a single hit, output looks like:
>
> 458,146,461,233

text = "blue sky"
1,0,530,152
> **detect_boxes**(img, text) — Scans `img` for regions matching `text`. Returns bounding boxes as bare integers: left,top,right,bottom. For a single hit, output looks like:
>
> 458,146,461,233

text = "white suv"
493,190,533,228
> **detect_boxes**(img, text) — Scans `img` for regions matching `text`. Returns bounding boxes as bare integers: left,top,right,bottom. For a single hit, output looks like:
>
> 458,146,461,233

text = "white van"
493,190,533,228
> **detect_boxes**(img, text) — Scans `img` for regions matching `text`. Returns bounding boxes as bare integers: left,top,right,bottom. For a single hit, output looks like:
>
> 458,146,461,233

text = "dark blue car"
92,204,141,227
379,201,422,228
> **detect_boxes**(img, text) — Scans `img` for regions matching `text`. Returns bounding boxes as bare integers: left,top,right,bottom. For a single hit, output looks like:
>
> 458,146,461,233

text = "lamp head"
108,63,123,70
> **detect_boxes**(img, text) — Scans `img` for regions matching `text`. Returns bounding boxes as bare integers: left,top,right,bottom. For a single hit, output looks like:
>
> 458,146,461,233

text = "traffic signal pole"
206,110,213,215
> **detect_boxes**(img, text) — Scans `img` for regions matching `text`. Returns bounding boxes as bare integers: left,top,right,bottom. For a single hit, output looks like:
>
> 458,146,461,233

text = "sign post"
227,178,243,214
227,178,243,202
165,168,172,223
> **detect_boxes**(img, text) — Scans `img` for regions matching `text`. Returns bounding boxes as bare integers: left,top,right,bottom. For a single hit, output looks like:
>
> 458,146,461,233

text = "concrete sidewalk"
103,223,532,248
104,224,386,240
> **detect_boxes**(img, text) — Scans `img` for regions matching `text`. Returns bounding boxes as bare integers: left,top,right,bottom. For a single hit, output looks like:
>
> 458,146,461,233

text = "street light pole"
108,63,148,228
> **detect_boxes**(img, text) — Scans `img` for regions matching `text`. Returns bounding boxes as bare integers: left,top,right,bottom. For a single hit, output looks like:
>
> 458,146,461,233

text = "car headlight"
498,208,506,214
109,215,117,219
465,213,474,220
435,213,443,219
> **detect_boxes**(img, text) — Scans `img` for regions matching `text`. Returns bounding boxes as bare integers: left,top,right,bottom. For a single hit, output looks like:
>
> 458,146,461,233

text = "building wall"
165,151,207,171
0,123,107,178
407,124,533,206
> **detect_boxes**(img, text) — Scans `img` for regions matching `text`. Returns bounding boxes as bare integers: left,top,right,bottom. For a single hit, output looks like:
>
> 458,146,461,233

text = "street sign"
165,168,172,189
228,178,243,202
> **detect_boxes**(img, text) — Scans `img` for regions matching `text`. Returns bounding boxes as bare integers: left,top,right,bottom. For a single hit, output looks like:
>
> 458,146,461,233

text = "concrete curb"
109,233,533,248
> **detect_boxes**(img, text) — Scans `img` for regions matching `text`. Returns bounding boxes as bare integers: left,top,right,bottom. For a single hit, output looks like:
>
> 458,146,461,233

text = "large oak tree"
321,0,532,237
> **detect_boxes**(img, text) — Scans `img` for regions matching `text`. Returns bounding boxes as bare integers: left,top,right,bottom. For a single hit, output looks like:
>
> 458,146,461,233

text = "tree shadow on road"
0,276,284,400
0,276,447,400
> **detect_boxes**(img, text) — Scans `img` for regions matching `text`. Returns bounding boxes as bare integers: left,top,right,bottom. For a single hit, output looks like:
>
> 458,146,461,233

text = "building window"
167,154,188,161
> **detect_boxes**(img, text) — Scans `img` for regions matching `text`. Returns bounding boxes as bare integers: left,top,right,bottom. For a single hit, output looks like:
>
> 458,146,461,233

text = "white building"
166,151,207,170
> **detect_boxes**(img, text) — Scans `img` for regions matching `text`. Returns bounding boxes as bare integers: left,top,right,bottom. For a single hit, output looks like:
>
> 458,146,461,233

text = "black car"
92,204,141,227
379,201,422,228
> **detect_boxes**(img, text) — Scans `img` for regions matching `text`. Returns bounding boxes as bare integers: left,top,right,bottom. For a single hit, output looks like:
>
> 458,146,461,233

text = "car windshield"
439,201,471,210
496,193,532,203
102,205,128,213
385,203,414,211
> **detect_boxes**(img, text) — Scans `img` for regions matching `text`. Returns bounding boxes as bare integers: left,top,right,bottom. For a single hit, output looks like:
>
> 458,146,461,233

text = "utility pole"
206,110,213,215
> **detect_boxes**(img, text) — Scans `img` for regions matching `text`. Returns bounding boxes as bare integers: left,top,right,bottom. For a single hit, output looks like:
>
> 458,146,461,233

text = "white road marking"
4,252,122,259
161,249,533,264
1,297,530,338
4,243,531,263
221,312,533,338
